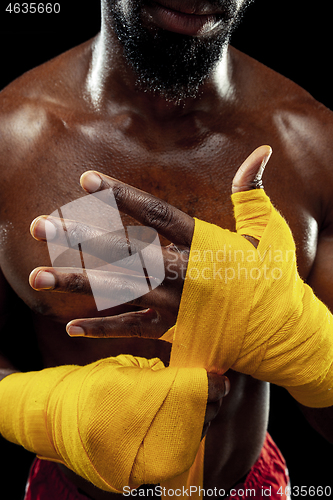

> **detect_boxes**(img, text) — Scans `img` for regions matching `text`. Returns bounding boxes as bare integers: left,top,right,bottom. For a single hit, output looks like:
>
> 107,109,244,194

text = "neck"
85,11,235,120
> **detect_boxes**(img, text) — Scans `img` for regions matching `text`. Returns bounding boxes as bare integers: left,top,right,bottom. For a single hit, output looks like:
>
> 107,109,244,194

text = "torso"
1,39,333,498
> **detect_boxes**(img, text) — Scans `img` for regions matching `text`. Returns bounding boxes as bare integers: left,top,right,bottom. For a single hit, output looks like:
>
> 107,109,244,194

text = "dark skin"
29,145,270,341
1,0,333,497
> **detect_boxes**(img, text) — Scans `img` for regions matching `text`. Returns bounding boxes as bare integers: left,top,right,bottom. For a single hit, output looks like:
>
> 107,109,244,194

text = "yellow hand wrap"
1,188,333,499
0,355,207,493
165,189,333,408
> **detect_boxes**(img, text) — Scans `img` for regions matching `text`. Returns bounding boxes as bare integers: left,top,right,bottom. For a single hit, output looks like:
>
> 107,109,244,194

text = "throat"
85,29,233,119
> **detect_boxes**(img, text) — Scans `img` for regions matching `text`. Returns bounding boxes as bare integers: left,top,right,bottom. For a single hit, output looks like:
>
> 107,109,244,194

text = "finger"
231,145,272,194
207,372,230,401
29,267,92,294
202,373,230,438
29,266,170,310
80,171,194,246
66,308,168,340
30,216,163,273
30,215,112,245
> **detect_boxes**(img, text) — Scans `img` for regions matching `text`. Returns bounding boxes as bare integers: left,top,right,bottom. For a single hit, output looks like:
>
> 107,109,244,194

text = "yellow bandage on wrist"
0,355,207,493
165,189,333,408
2,188,332,500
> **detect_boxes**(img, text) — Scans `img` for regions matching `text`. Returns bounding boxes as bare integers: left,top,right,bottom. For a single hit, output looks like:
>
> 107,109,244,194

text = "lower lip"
144,1,221,36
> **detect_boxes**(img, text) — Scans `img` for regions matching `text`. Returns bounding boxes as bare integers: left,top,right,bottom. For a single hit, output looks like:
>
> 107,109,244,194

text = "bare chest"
0,131,319,344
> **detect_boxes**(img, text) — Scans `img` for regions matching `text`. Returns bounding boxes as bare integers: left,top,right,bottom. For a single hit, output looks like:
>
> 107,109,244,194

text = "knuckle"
92,318,111,338
117,279,137,304
145,200,173,230
104,233,131,263
65,222,88,247
62,272,90,294
111,183,129,207
126,320,144,338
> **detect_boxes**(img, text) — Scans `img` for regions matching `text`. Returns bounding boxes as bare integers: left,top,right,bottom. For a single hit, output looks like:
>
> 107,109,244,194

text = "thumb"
232,145,272,194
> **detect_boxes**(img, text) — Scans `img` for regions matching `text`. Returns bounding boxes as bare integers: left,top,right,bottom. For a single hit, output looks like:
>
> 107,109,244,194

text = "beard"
108,0,252,102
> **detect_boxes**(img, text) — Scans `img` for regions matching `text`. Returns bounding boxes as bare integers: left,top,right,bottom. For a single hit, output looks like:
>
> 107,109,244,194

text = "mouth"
143,0,224,36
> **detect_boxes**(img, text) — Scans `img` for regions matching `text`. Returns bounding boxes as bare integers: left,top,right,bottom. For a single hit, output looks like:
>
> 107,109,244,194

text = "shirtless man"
0,0,333,498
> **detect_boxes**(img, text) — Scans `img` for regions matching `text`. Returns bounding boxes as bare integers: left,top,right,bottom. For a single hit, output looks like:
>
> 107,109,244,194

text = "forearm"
167,189,333,408
0,354,207,492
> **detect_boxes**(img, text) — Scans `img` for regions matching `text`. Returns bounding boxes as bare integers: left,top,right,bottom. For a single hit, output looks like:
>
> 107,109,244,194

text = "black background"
0,1,333,499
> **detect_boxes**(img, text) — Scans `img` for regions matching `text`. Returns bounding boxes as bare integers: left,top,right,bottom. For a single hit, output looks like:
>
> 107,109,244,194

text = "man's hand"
29,145,271,340
29,180,194,338
28,145,270,436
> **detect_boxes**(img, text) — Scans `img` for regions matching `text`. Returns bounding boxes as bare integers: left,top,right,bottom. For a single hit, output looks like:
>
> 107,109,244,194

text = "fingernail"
30,217,57,241
256,148,272,180
67,325,85,336
223,377,231,397
80,172,102,193
32,271,56,290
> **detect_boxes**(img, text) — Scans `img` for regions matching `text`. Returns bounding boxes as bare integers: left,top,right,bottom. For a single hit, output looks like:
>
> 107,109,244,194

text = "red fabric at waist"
223,432,290,500
24,432,289,500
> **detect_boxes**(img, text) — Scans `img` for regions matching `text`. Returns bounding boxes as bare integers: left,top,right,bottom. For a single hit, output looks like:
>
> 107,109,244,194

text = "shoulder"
0,39,94,176
230,47,333,206
230,45,333,147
